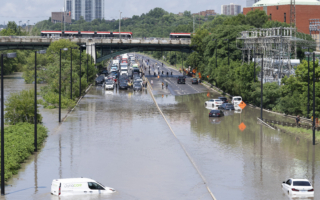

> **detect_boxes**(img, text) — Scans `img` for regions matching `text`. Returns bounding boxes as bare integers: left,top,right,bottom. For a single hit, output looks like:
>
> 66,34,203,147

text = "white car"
105,81,114,90
232,96,242,105
282,179,314,197
51,178,115,196
205,99,223,109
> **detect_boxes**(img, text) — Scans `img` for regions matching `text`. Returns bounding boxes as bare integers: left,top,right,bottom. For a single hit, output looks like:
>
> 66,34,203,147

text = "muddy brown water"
0,73,319,200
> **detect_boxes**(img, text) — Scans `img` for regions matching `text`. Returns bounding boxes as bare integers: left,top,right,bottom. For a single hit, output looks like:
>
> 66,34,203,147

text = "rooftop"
253,0,320,6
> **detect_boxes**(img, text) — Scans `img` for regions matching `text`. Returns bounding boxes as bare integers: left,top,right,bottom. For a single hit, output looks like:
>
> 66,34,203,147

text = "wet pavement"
1,69,320,200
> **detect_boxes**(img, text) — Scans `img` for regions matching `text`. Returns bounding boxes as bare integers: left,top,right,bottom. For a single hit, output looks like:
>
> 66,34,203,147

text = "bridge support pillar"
86,42,96,64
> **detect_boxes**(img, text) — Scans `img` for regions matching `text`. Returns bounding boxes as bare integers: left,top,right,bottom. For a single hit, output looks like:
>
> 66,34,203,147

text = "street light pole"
71,49,73,99
254,49,256,82
79,47,82,98
34,51,37,152
255,53,264,120
87,49,89,83
119,11,122,39
312,52,316,145
1,52,16,195
34,50,45,152
59,48,68,122
1,54,4,195
308,49,310,118
59,49,62,122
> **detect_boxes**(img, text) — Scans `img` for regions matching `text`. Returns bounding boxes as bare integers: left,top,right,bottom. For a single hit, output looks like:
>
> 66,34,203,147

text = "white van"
232,96,242,105
51,178,115,196
112,60,119,66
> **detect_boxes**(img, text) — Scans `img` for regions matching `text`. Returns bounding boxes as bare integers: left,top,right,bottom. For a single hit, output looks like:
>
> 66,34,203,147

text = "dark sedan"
133,83,142,91
95,75,105,86
100,69,108,76
191,78,198,84
119,81,128,89
218,103,235,110
209,110,224,117
218,97,228,103
177,76,186,84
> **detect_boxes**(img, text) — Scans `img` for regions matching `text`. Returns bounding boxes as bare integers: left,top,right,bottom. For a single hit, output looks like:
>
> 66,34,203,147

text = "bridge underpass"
0,37,193,64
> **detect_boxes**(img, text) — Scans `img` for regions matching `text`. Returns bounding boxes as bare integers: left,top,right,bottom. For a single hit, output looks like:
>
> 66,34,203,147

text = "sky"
0,0,246,25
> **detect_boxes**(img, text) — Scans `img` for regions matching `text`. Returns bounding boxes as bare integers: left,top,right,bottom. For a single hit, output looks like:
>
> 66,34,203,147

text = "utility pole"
193,15,195,33
119,11,122,39
290,0,296,58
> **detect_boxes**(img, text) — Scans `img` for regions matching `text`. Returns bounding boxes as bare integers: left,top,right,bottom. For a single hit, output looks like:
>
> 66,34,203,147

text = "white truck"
51,178,115,196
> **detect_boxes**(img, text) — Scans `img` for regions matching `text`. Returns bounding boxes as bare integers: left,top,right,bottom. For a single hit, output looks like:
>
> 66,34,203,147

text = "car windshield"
293,181,311,186
225,104,233,106
106,82,113,85
234,98,242,101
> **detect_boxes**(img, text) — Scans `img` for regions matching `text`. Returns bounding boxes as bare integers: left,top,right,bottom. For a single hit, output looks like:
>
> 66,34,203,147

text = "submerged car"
218,103,235,110
208,110,224,117
282,179,314,197
205,99,223,108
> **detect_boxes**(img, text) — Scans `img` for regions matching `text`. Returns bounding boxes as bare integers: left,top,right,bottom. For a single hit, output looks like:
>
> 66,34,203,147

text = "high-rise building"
65,0,104,21
221,3,241,15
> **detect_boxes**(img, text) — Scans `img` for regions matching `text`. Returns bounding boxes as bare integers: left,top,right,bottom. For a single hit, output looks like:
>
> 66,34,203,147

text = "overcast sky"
0,0,246,25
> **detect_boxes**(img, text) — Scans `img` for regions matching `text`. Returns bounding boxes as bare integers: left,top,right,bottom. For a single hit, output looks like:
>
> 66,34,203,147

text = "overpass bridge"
0,37,193,63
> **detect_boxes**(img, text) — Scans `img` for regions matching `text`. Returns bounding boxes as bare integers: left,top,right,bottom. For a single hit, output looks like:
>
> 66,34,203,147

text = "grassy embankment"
272,124,320,142
1,123,47,181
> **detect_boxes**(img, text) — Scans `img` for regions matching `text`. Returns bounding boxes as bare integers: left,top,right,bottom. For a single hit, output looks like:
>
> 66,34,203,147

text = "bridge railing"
0,37,191,45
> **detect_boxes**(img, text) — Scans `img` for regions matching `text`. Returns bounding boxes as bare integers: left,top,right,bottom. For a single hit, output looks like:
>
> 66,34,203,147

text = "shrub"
1,123,48,181
4,90,42,125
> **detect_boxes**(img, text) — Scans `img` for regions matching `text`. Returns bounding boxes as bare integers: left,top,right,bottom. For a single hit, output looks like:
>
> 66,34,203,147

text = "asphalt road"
137,54,208,96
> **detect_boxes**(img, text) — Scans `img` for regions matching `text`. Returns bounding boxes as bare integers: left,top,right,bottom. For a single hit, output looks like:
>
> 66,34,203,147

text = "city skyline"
0,0,245,25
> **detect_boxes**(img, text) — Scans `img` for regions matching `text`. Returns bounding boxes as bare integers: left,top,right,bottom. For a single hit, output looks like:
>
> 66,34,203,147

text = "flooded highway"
1,71,319,200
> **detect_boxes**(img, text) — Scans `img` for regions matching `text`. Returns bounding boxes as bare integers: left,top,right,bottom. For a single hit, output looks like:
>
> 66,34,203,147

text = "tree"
5,90,42,125
245,10,269,28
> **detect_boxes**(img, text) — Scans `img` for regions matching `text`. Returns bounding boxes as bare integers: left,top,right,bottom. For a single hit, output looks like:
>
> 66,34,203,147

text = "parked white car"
282,179,314,197
231,96,242,105
51,178,115,196
105,81,114,90
205,99,223,109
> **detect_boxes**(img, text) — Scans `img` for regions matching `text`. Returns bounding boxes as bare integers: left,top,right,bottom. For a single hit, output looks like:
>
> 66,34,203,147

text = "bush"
1,123,48,181
4,90,42,125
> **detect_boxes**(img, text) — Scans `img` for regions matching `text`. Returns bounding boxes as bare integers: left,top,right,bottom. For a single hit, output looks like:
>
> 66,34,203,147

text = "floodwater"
0,73,319,200
1,87,213,200
155,93,320,200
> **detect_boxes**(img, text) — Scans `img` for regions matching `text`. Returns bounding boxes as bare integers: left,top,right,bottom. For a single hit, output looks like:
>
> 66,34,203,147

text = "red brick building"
243,0,320,34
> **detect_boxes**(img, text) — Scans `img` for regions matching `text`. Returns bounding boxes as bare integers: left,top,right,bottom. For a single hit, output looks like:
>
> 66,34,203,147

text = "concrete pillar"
86,41,96,64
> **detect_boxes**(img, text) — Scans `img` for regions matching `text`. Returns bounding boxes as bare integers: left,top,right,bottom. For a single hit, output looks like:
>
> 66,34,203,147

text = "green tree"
4,90,42,125
245,10,269,28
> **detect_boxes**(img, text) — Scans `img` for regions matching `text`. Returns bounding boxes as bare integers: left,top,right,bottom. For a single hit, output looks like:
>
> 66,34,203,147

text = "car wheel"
205,103,207,106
